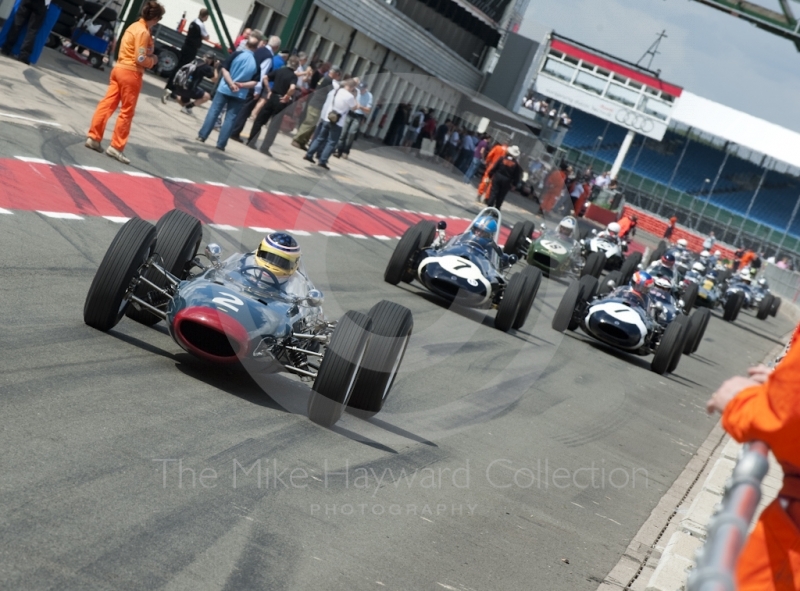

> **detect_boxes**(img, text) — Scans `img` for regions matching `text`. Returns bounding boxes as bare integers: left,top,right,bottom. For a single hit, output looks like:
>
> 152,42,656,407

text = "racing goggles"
257,249,296,271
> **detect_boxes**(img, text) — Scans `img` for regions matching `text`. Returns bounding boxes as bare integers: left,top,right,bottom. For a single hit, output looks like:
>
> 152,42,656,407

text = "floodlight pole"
734,156,769,245
656,128,692,217
610,129,635,180
694,141,731,230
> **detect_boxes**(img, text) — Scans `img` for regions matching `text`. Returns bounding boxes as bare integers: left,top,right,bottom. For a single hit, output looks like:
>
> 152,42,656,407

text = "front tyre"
756,294,774,320
495,272,527,332
619,251,642,285
723,291,745,322
552,279,582,332
651,320,684,375
513,266,543,329
84,218,157,331
309,311,373,427
347,301,414,415
770,296,781,317
667,315,690,374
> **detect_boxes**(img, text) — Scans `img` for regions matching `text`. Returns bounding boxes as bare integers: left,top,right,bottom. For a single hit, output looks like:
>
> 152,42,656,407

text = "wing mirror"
204,243,222,265
304,289,324,307
540,223,546,230
508,254,518,265
591,229,597,235
437,220,447,230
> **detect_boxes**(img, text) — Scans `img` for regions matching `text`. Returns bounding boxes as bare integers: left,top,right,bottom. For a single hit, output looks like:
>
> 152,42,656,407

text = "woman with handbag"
303,78,356,170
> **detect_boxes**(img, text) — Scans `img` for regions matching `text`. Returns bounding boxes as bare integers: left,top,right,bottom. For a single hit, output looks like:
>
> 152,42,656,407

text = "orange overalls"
477,144,506,200
618,216,633,237
740,250,757,269
722,323,800,591
88,19,156,151
539,169,566,214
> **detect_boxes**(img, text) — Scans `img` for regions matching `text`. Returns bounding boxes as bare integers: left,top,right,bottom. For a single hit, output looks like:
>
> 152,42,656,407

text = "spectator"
434,118,451,156
706,324,800,591
163,8,209,101
664,216,678,239
486,145,522,210
233,27,251,50
247,55,299,155
1,0,49,64
228,33,278,143
383,103,408,147
403,107,425,149
539,162,568,214
559,113,572,128
477,141,507,202
420,112,437,141
303,78,357,170
85,1,165,164
170,51,219,115
740,249,757,269
294,52,310,89
776,257,790,270
464,134,488,183
334,82,372,159
456,131,477,173
703,231,716,251
196,34,259,150
444,125,460,163
292,64,341,150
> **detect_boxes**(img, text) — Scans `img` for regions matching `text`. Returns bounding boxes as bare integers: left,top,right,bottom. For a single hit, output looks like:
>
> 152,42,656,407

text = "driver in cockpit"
468,216,514,267
247,232,307,295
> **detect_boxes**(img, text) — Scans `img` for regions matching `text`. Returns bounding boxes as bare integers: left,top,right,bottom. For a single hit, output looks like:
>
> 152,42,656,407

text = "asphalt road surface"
0,77,793,590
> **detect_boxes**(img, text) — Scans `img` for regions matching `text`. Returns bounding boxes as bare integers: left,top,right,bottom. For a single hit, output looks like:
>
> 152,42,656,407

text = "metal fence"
686,441,770,591
762,264,800,305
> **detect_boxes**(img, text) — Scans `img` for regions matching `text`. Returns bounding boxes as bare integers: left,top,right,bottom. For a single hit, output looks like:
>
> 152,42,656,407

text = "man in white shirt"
702,231,716,251
335,82,373,158
303,78,357,169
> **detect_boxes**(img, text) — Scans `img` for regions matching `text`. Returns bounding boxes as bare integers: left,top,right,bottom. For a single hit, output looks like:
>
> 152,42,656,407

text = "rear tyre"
552,279,582,332
582,252,605,279
309,311,372,427
770,296,781,317
495,272,527,332
597,270,622,297
347,301,413,415
651,320,684,375
756,294,774,320
619,251,642,285
126,209,202,325
504,220,533,255
384,224,425,285
723,291,745,322
84,218,157,331
513,266,542,329
685,308,711,354
668,315,690,373
682,282,699,311
648,240,668,265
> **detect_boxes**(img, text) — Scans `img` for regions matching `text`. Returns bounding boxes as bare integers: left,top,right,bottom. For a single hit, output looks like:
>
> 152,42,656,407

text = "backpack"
173,58,202,90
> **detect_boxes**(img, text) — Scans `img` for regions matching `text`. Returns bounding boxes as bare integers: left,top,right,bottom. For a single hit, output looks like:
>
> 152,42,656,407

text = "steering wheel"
240,265,282,290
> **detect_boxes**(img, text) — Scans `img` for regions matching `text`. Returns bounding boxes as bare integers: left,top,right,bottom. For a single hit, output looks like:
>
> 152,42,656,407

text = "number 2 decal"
212,292,244,312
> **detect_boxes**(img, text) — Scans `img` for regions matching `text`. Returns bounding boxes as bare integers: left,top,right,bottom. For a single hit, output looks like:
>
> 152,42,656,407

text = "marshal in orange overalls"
88,19,157,152
722,323,800,591
477,143,506,201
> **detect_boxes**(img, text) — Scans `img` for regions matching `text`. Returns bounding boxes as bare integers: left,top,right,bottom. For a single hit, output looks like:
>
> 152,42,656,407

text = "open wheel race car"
384,207,542,332
83,210,414,427
550,273,711,375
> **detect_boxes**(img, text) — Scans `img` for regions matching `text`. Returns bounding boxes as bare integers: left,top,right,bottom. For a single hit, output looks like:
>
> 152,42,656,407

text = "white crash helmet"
692,262,706,273
757,277,768,287
606,221,621,237
677,238,688,248
739,269,752,283
558,216,577,238
714,250,721,257
654,276,672,290
700,250,711,258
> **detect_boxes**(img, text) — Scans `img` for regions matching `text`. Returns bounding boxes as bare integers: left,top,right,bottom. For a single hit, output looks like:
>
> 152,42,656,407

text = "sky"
518,0,800,133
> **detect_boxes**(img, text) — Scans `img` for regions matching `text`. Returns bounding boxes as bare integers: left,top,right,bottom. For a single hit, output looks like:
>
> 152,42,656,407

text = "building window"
638,96,671,120
574,71,606,95
542,58,575,82
605,83,639,107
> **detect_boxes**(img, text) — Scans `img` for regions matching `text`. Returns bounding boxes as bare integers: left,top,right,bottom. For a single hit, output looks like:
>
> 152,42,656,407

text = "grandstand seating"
563,109,800,236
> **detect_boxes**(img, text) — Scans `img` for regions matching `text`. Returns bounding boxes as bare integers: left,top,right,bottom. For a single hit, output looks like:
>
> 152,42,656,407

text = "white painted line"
209,224,238,231
302,195,318,200
0,208,13,215
394,236,402,240
271,190,289,196
240,186,261,192
103,216,130,223
206,181,228,187
1,113,61,127
291,230,311,236
387,207,400,211
319,231,341,237
249,227,275,233
419,212,432,216
324,197,341,203
123,171,153,178
373,235,391,240
348,233,368,239
75,165,107,173
37,211,83,220
165,177,194,183
16,156,54,165
367,204,379,208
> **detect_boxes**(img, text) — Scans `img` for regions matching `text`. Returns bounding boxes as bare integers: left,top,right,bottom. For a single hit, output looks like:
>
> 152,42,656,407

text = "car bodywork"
526,229,581,276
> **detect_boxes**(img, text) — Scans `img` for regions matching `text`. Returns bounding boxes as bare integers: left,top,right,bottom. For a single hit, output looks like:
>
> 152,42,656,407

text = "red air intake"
173,306,249,363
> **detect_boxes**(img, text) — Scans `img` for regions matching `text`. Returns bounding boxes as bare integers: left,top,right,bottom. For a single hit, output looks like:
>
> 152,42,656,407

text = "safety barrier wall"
762,264,800,304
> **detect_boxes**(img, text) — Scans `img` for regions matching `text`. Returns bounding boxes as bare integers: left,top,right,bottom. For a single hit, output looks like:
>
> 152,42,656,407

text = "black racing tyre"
619,251,642,285
597,270,622,296
495,272,527,332
82,1,118,20
513,266,542,329
552,279,582,333
56,13,76,27
46,33,62,48
54,0,85,8
649,240,668,265
579,274,599,302
88,52,103,68
668,315,690,373
651,320,684,375
385,225,424,285
722,291,744,322
582,252,604,279
57,1,83,17
504,220,532,255
590,252,607,278
770,296,781,317
415,220,436,248
347,301,413,415
309,311,373,427
682,282,699,311
685,308,711,354
716,268,732,284
156,48,179,76
52,23,73,37
756,294,774,320
126,210,202,325
84,218,157,331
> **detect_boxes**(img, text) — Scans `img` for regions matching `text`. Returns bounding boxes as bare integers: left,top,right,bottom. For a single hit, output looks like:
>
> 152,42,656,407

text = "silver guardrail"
762,264,800,305
686,441,770,591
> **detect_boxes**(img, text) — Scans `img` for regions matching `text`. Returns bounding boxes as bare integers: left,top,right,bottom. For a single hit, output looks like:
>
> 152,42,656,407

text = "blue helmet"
471,216,497,242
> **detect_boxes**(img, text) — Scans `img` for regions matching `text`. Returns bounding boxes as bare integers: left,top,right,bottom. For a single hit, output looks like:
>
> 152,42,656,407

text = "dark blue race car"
384,207,542,332
84,209,413,427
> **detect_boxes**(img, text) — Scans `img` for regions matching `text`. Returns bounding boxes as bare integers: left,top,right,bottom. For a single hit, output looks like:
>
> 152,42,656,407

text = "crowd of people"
522,95,572,128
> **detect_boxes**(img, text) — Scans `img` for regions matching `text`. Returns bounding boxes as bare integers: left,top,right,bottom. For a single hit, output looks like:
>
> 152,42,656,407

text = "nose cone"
173,306,250,363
